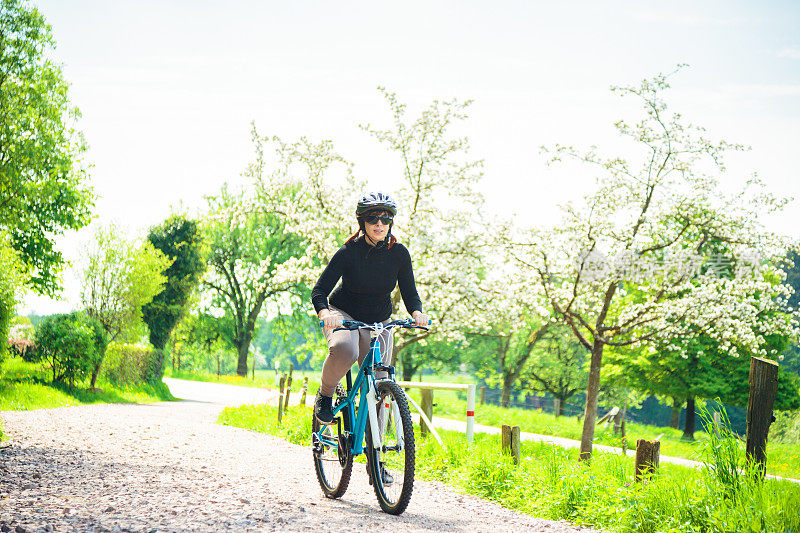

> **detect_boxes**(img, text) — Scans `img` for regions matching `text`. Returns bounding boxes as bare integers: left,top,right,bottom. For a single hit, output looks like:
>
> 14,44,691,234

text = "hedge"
102,343,162,386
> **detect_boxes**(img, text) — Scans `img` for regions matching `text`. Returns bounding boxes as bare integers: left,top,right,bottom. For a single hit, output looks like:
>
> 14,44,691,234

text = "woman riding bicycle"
311,192,429,425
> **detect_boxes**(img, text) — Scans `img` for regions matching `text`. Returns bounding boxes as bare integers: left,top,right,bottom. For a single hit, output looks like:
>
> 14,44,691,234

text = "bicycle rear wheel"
365,380,415,515
312,386,352,498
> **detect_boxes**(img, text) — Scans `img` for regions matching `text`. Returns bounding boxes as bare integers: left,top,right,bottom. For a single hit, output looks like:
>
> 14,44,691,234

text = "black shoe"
367,461,394,486
380,463,394,485
314,394,334,425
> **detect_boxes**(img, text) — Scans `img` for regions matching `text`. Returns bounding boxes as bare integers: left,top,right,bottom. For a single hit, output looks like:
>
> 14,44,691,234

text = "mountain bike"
311,318,428,515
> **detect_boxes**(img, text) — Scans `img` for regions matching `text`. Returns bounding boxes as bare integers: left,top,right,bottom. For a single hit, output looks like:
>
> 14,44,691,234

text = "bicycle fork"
366,380,382,449
365,330,404,452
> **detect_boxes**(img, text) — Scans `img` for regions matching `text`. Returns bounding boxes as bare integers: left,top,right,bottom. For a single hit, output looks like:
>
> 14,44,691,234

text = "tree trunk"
236,338,251,377
398,349,419,381
554,397,564,416
500,374,516,408
682,396,696,440
670,397,682,429
746,357,779,477
90,357,104,390
579,341,604,461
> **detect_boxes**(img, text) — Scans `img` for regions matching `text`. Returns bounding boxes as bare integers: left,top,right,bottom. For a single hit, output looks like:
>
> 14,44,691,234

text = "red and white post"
466,384,476,445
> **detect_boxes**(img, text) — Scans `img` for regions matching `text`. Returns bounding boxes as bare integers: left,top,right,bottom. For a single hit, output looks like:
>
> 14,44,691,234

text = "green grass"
174,367,800,480
218,402,800,533
165,367,321,395
218,402,313,446
0,357,175,412
405,388,800,480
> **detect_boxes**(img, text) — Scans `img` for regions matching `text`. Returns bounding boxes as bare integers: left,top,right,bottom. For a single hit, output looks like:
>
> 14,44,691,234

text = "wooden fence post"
620,417,627,455
597,406,619,426
511,426,521,465
613,409,623,434
283,364,294,411
746,356,779,477
480,386,485,406
553,398,561,417
634,439,660,482
420,389,434,438
299,377,309,407
501,424,512,455
501,425,520,465
277,373,286,424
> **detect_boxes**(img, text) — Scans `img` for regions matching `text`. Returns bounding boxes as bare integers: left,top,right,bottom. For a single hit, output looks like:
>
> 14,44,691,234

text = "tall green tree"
201,185,305,377
80,224,171,388
469,321,551,408
615,329,800,440
522,327,589,416
142,215,206,376
0,233,27,361
0,0,94,294
608,245,800,439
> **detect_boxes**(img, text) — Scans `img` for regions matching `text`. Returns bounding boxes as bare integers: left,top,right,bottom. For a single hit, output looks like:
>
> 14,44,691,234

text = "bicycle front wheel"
365,380,415,515
312,387,352,498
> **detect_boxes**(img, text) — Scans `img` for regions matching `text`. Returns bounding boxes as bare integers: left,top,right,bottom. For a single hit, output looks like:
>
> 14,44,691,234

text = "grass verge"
0,357,175,412
165,367,322,395
406,389,800,480
180,367,800,479
218,402,800,533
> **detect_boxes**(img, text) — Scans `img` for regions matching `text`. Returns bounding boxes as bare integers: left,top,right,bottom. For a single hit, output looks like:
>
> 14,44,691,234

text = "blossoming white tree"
360,89,488,379
512,70,798,461
250,91,489,380
467,240,554,407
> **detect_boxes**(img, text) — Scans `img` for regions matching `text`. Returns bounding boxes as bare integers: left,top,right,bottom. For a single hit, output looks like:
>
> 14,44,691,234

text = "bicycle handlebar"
319,318,431,332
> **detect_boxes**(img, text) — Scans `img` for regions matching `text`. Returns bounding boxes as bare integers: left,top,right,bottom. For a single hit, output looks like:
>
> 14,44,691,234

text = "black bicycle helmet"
355,192,397,217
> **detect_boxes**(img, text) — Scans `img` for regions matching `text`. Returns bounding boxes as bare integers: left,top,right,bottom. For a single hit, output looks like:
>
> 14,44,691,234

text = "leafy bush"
7,337,35,359
102,343,162,385
0,357,175,410
32,312,107,387
772,409,800,444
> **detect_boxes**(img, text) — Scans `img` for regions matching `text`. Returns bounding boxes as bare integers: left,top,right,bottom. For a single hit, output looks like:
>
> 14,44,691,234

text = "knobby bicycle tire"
312,385,352,498
365,380,415,515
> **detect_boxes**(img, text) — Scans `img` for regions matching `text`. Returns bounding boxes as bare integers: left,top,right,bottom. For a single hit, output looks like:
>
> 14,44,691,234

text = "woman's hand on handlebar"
411,310,430,328
318,309,343,330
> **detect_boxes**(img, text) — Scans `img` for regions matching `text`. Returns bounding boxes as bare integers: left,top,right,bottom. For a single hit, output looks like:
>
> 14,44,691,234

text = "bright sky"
21,0,800,315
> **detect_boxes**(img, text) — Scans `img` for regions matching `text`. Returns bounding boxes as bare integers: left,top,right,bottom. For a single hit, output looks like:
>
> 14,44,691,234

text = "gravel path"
0,379,598,532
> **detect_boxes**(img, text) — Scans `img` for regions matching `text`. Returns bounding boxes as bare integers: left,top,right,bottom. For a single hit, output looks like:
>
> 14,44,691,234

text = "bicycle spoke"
365,381,415,515
312,385,352,498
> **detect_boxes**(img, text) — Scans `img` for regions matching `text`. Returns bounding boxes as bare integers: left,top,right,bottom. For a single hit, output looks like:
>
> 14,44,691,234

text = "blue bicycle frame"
314,320,416,457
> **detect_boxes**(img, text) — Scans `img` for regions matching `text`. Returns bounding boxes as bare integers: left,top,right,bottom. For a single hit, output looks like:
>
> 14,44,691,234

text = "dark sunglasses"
364,214,393,225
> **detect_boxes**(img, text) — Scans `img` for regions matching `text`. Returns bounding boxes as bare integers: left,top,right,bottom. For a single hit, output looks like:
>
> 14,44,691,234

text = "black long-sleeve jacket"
311,237,423,323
